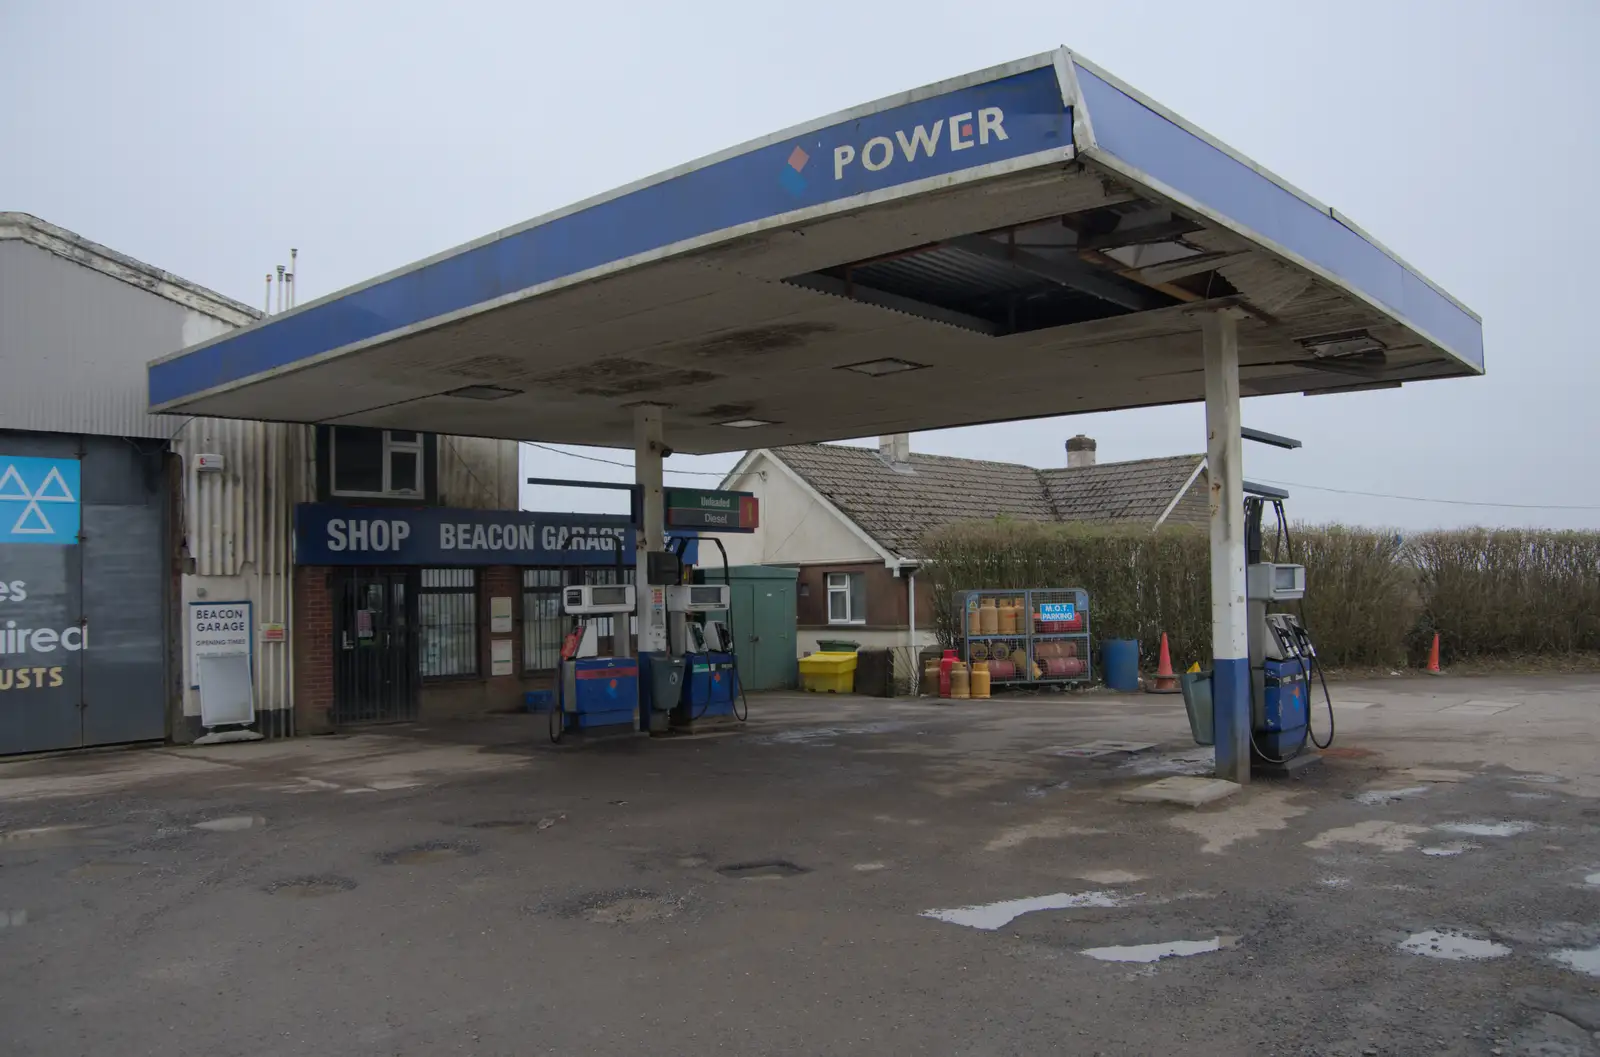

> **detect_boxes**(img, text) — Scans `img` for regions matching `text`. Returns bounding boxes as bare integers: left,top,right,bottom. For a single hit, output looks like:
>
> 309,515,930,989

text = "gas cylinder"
922,657,940,696
970,661,991,699
967,601,982,638
949,661,971,700
938,650,956,698
978,597,998,635
998,598,1018,635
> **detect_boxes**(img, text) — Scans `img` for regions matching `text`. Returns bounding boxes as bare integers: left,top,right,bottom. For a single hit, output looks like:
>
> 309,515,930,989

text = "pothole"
380,840,478,865
542,888,684,924
266,876,358,899
584,894,677,924
1398,929,1510,961
193,816,266,832
716,860,808,880
464,817,561,832
67,860,146,878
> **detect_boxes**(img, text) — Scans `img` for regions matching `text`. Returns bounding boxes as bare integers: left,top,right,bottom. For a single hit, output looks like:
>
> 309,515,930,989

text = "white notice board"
189,600,254,726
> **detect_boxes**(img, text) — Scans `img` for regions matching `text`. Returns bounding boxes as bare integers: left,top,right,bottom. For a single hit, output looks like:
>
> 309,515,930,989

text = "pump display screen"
689,586,723,606
589,585,630,607
1273,566,1299,590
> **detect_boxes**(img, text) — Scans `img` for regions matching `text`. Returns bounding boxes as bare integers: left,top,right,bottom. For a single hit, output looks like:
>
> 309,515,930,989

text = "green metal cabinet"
699,565,798,690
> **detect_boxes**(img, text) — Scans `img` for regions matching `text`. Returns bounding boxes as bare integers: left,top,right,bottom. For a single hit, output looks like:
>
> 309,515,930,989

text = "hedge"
921,522,1600,669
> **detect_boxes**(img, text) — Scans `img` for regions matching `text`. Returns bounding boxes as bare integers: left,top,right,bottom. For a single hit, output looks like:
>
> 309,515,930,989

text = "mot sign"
663,489,758,533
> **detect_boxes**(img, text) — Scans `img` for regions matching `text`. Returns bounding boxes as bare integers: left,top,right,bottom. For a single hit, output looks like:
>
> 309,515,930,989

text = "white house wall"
721,452,881,566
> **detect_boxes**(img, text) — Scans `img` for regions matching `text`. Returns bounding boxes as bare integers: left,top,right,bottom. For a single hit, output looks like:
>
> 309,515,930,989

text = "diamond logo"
0,457,80,545
779,144,810,198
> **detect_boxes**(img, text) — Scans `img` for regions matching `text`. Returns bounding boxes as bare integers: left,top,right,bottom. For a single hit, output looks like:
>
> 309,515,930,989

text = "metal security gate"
332,568,419,724
0,432,169,755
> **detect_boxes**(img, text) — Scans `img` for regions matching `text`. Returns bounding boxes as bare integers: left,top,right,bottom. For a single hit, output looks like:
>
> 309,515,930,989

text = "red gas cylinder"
939,650,957,698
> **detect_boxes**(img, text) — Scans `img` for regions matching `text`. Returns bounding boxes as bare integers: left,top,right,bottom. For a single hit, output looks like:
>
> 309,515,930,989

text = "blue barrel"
1102,639,1140,692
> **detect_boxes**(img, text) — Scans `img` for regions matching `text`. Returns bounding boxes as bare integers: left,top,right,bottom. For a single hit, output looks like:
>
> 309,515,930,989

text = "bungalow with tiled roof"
717,434,1208,656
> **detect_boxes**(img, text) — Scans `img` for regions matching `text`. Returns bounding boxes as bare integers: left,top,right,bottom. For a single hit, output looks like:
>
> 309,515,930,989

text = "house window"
330,427,425,498
419,568,477,677
826,572,866,625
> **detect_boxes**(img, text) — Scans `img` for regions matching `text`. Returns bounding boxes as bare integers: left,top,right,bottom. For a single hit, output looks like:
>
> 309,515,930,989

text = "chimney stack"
1066,434,1097,468
878,433,913,473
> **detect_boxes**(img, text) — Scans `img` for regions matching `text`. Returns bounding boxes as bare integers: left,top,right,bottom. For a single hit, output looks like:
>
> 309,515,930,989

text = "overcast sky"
4,0,1594,528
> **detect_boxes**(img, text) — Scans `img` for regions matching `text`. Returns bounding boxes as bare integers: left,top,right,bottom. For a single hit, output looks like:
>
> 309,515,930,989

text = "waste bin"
853,648,895,698
799,651,857,693
1102,638,1140,691
1180,670,1214,746
641,652,686,714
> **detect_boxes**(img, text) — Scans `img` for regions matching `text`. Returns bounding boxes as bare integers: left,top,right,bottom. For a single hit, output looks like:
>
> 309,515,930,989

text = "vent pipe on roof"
878,433,913,474
276,264,285,314
289,247,298,308
1066,434,1097,468
264,273,273,315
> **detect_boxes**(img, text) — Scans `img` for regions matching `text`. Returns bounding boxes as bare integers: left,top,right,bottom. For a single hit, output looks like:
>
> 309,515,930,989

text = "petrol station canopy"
148,49,1483,453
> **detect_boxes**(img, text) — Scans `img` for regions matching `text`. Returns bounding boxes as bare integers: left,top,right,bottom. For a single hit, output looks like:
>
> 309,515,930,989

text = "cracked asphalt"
1,675,1597,1056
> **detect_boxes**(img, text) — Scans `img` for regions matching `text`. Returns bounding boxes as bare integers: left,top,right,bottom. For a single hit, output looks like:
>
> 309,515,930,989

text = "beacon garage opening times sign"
293,504,699,567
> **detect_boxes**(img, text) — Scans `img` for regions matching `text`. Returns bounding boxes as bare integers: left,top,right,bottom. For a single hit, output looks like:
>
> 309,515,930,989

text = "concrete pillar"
1203,311,1250,784
633,404,668,656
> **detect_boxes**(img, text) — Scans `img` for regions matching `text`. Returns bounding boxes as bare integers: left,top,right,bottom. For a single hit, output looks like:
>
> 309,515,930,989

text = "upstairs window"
826,572,866,625
330,428,425,499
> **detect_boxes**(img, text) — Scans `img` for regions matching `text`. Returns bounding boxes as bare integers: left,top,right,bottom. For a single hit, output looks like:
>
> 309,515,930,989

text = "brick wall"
292,564,550,728
293,566,335,734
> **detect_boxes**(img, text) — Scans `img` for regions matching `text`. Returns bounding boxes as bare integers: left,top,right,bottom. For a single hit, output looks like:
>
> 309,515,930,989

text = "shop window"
522,566,636,671
826,572,866,625
419,568,477,678
330,427,425,499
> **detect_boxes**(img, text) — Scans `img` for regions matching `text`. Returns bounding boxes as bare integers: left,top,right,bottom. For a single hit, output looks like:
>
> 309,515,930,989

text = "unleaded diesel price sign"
664,489,759,533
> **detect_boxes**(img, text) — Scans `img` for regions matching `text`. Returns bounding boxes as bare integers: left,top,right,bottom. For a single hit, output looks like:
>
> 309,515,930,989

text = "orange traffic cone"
1425,632,1443,676
1146,633,1181,694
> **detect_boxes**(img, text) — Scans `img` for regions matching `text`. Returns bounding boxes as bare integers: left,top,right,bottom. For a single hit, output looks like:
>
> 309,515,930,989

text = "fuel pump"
1244,495,1335,773
551,582,640,743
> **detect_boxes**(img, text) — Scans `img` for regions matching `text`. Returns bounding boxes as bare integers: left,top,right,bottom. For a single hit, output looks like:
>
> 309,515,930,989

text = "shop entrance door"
332,569,418,724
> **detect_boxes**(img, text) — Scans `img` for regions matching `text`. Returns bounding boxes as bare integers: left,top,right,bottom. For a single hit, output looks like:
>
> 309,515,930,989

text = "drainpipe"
907,567,918,694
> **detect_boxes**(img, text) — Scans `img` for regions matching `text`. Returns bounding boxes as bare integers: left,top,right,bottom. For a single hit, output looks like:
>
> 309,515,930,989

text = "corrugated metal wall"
0,239,250,439
174,419,312,733
437,434,519,509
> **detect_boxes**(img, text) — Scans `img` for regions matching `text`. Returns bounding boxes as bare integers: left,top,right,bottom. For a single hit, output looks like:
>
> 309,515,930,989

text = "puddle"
0,910,27,927
1585,873,1600,887
266,876,357,899
1398,929,1510,961
380,840,478,865
1355,786,1429,806
1023,781,1071,798
1512,773,1564,785
1305,820,1430,852
852,862,887,872
193,816,265,832
1319,877,1353,889
67,860,146,878
1421,842,1481,857
716,860,808,880
675,855,710,868
921,890,1124,931
1508,791,1553,801
1435,821,1535,838
1081,936,1235,963
1119,751,1215,777
1550,945,1600,977
760,722,903,745
0,825,89,848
